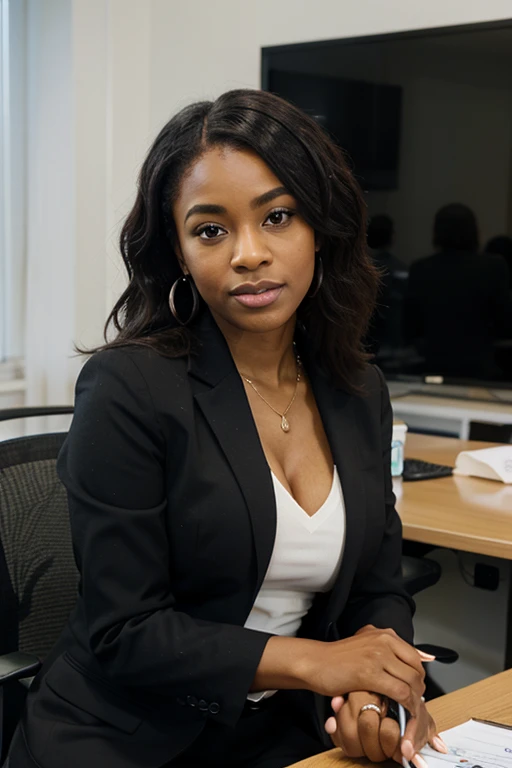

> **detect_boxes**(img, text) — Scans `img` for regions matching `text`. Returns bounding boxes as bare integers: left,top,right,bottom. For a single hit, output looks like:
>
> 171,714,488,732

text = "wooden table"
396,434,512,560
397,434,512,668
288,668,512,767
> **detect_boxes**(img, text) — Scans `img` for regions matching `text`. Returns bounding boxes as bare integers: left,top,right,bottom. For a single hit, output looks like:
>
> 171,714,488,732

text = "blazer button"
209,702,220,715
176,697,186,707
186,695,198,707
198,699,209,711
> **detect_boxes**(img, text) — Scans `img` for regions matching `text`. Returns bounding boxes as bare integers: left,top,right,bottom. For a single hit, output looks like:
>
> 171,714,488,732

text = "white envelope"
454,445,512,484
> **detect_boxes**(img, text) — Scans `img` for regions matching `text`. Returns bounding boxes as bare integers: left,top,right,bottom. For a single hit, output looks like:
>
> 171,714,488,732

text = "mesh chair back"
0,433,78,659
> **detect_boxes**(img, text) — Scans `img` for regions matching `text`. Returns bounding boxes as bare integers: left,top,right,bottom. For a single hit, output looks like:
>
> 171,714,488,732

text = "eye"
265,208,295,227
196,224,226,240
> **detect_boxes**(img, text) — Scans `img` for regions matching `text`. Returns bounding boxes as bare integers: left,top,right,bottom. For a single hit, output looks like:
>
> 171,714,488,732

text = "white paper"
421,719,512,768
454,446,512,484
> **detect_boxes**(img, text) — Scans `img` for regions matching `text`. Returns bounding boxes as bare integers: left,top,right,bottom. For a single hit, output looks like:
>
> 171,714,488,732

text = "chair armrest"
0,652,41,685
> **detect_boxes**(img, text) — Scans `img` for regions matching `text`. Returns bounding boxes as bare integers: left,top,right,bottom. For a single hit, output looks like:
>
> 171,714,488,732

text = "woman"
8,89,447,768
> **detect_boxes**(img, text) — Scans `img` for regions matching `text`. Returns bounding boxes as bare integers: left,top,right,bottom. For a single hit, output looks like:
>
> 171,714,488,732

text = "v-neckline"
270,468,337,519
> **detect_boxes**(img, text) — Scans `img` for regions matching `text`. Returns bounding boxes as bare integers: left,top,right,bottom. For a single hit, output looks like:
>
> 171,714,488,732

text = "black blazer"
12,311,414,768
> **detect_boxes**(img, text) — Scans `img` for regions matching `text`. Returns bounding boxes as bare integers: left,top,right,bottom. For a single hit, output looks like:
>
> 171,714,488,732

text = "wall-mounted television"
262,21,512,396
267,69,403,190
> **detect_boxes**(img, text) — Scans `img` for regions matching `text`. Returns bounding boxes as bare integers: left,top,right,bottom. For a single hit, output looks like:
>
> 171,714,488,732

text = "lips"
230,281,284,296
230,281,284,309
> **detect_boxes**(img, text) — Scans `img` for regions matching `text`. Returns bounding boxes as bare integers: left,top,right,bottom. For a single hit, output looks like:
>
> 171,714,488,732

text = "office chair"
469,421,512,444
0,406,77,760
402,553,458,699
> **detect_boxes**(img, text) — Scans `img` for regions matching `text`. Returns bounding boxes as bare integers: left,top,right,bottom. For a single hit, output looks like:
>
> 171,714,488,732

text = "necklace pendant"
281,415,290,432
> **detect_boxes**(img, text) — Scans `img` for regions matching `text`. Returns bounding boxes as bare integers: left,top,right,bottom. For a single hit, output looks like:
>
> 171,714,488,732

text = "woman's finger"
358,709,387,762
388,636,427,677
363,670,421,716
325,696,345,740
430,735,448,754
325,716,337,735
383,657,426,700
338,706,364,757
403,706,436,753
411,753,430,768
378,716,401,760
417,650,436,662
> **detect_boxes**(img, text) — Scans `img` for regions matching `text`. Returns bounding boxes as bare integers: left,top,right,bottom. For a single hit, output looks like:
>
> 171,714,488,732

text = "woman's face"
172,146,317,336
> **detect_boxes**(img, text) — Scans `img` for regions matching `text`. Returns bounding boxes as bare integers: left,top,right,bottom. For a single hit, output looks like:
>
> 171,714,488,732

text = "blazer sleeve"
337,366,415,644
57,348,271,729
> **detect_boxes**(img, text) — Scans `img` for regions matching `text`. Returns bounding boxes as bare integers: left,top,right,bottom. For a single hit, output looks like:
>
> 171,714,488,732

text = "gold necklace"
241,352,302,433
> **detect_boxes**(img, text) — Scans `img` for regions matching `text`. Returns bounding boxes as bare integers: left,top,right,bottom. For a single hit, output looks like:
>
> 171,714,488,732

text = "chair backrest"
0,432,78,659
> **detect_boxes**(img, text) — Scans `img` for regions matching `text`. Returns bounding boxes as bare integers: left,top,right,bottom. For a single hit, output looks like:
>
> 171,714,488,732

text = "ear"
314,233,323,253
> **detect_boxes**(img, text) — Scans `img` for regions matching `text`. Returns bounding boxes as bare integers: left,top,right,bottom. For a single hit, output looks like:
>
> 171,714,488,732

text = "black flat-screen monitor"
267,70,402,191
262,21,512,392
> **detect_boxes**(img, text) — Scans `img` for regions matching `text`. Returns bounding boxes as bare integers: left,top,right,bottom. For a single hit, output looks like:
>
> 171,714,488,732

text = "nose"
230,225,273,272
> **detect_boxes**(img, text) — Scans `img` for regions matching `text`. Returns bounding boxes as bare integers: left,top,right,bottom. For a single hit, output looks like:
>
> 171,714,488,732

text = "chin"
217,306,297,334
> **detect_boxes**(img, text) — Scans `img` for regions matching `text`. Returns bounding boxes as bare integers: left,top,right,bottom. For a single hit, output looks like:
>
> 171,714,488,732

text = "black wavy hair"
86,89,379,392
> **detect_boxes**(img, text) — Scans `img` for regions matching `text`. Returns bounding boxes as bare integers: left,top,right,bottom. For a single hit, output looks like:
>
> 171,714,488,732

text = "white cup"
391,421,408,477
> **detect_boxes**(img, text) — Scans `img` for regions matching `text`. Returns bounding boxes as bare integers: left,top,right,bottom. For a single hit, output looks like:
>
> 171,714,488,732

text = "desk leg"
506,562,512,670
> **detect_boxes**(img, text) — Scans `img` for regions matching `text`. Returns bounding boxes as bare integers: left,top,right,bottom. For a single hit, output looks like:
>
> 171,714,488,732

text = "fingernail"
402,740,415,760
331,695,344,710
412,753,430,768
324,716,337,735
417,651,436,661
432,736,449,754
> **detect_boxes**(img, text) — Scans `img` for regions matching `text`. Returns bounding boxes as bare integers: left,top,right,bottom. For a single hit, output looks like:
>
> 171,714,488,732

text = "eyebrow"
184,186,289,223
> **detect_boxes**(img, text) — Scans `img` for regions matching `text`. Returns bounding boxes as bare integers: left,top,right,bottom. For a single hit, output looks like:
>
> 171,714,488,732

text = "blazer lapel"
306,363,367,623
189,312,368,625
189,312,276,607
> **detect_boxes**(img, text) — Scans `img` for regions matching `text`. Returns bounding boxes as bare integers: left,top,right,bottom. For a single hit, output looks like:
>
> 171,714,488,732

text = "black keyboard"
402,458,453,482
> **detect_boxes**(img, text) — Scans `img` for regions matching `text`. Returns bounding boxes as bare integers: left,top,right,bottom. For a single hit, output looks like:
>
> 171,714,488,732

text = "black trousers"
170,692,329,768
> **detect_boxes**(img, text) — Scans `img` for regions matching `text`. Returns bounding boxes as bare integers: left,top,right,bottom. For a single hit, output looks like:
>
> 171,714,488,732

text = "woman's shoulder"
76,345,191,405
349,363,385,399
80,344,188,380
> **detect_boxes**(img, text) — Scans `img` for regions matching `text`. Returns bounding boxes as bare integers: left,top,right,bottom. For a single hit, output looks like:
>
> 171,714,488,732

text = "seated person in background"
404,203,512,379
367,214,408,353
484,235,512,291
8,89,445,768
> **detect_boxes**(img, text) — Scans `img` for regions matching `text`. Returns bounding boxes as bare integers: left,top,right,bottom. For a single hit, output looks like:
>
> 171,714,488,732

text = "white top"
244,466,346,700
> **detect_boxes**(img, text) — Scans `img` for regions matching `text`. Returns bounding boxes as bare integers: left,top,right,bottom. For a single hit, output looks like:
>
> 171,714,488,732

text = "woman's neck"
213,313,297,388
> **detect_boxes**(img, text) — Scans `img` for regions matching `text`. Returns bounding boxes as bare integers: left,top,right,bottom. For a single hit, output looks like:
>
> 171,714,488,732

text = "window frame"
0,0,26,370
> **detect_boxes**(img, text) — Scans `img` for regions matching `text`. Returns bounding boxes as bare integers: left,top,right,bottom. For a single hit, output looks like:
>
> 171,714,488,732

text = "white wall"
22,0,512,405
23,0,152,406
149,0,512,132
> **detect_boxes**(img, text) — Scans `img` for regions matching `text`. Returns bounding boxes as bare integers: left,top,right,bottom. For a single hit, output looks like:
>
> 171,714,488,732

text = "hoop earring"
169,275,200,325
308,256,324,298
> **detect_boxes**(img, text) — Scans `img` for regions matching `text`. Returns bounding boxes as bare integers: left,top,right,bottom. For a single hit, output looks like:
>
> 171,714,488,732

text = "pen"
399,701,430,768
398,703,412,768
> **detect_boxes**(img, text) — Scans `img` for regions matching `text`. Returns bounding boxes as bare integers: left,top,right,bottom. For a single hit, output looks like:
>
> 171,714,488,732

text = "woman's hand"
324,691,448,767
304,626,427,715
